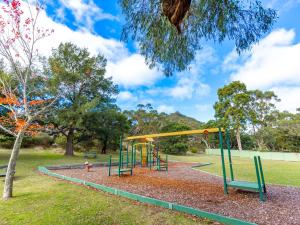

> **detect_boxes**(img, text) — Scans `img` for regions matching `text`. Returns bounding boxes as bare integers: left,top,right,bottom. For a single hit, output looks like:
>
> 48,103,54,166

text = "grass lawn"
0,149,211,225
168,153,300,187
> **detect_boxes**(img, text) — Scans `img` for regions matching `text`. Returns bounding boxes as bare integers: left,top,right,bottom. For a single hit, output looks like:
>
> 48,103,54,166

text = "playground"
51,161,300,225
41,128,300,225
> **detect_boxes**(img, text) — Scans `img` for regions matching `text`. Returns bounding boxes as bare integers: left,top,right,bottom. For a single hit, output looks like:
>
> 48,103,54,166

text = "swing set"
108,127,267,201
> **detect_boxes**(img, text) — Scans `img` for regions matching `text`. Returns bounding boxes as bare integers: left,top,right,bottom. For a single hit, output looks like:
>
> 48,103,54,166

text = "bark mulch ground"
52,162,300,225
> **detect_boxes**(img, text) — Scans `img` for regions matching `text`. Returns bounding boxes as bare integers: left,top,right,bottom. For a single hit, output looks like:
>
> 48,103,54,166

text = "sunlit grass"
0,149,210,225
168,153,300,186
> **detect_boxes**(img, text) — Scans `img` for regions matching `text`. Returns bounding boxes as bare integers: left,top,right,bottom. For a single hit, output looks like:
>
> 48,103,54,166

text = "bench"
0,165,8,177
114,168,133,176
84,152,97,159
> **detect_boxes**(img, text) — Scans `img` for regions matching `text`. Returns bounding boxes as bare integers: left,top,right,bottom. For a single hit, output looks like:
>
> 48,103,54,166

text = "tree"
120,0,277,76
48,43,118,156
82,107,130,154
124,104,167,135
159,122,191,155
0,1,56,200
248,90,280,150
214,81,250,151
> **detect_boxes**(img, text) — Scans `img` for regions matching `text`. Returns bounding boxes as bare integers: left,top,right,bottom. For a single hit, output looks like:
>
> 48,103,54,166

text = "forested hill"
167,112,204,129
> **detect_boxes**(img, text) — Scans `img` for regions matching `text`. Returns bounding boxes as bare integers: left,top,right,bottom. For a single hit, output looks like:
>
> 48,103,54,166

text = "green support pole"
108,155,112,176
226,129,234,181
254,156,264,201
131,142,134,175
126,144,129,168
166,154,168,171
118,135,122,176
146,144,149,167
140,145,143,167
134,146,136,167
258,156,266,193
219,128,228,194
156,148,159,166
158,156,160,171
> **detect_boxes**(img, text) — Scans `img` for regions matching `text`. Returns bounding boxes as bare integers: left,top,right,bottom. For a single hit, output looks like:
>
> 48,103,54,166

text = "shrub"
189,146,198,154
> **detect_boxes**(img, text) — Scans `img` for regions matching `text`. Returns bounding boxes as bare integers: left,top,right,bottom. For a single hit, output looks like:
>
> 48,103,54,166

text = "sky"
16,0,300,121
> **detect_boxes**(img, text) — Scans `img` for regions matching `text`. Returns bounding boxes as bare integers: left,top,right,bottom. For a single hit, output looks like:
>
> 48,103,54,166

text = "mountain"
167,112,204,129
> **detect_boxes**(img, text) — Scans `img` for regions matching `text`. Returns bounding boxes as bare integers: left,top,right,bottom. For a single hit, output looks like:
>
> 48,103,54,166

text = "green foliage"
160,122,191,155
125,103,168,135
120,0,277,75
48,43,118,155
81,107,130,153
214,81,249,130
0,134,53,149
189,146,198,154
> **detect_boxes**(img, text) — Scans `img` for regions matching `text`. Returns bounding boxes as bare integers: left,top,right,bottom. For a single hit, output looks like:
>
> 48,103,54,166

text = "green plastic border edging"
38,166,256,225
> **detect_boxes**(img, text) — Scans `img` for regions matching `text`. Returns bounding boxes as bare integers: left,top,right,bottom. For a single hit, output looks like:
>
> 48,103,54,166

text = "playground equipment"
108,135,169,176
125,127,267,201
220,128,267,201
108,136,133,176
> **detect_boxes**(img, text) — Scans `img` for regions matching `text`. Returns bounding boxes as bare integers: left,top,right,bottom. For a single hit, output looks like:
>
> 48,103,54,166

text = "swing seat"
227,180,260,192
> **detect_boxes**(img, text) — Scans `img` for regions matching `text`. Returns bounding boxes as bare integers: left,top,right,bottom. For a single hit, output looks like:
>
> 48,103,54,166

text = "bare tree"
0,0,56,200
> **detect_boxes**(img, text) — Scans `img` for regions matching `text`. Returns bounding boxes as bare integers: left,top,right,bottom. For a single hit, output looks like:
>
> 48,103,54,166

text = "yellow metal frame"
126,128,224,140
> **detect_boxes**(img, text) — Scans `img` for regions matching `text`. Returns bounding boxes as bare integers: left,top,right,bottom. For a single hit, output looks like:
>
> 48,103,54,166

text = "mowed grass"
169,153,300,187
0,149,211,225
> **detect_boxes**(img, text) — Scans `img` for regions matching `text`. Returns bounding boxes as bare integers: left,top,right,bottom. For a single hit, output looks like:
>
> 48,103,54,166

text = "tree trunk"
101,138,107,154
3,131,24,200
65,128,74,156
236,128,243,151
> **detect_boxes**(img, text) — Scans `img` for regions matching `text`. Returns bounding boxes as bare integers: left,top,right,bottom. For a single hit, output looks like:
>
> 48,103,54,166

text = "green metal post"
158,156,160,171
258,156,266,193
226,129,234,181
131,142,134,173
140,145,143,167
254,156,264,201
126,144,129,167
219,128,228,194
146,144,149,167
118,135,122,176
134,146,136,167
156,148,159,166
108,155,112,176
166,154,168,171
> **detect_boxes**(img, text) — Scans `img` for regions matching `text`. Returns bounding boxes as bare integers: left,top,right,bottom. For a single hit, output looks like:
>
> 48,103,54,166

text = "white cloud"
7,2,161,88
227,28,300,113
146,48,214,100
106,54,163,88
118,91,137,101
157,105,175,114
263,0,300,12
57,0,118,30
270,86,300,112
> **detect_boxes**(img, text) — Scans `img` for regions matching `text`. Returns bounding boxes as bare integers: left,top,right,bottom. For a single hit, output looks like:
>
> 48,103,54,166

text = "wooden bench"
0,165,8,177
84,152,97,159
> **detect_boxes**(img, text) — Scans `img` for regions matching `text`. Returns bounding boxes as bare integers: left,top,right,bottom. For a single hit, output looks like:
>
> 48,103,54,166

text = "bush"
0,134,54,149
0,135,14,148
54,135,67,148
22,134,54,148
189,146,198,154
162,142,189,155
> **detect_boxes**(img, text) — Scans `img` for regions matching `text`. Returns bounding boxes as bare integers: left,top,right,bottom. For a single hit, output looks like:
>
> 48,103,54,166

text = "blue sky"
40,0,300,122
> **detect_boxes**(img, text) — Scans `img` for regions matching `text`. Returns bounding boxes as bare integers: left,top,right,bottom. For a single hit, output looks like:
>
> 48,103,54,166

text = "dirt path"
52,162,300,225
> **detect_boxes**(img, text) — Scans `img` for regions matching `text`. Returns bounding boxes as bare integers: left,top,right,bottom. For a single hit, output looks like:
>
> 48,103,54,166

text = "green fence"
38,166,256,225
206,149,300,161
